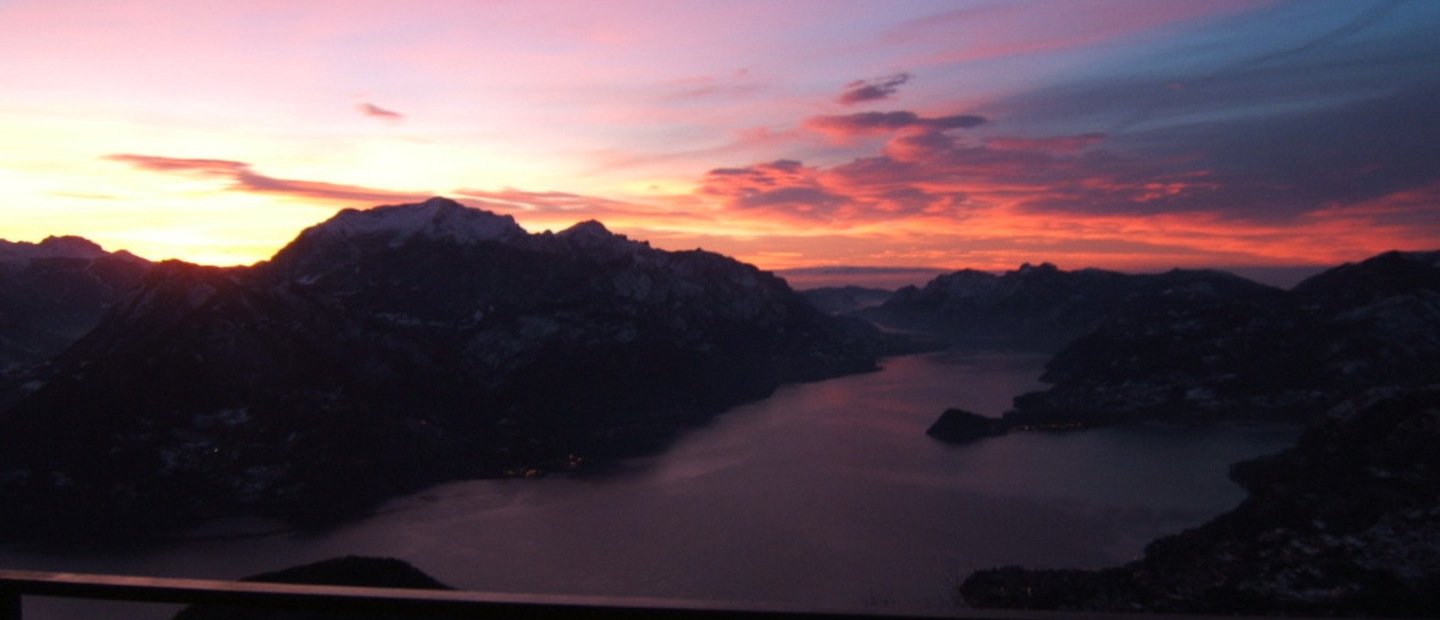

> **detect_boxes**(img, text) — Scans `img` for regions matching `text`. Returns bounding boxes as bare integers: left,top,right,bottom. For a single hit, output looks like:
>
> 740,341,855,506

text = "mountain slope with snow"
0,197,907,539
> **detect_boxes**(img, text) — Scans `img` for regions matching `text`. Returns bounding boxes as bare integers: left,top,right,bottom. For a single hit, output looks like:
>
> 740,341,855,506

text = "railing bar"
0,570,966,619
1,569,1356,620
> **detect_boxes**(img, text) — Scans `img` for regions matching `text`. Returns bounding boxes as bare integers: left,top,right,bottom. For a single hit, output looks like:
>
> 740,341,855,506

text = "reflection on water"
0,351,1301,617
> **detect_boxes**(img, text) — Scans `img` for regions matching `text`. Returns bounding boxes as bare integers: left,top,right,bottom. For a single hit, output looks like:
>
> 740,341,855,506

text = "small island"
925,408,1007,443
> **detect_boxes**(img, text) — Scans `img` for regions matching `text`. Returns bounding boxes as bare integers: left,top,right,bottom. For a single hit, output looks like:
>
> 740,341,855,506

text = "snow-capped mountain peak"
305,197,527,246
557,219,613,241
552,219,649,256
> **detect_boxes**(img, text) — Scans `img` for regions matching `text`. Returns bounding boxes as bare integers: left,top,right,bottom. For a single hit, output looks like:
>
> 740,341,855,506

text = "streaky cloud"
804,111,987,138
103,154,426,204
451,187,712,231
986,133,1108,154
1110,0,1410,132
104,154,249,175
454,187,638,214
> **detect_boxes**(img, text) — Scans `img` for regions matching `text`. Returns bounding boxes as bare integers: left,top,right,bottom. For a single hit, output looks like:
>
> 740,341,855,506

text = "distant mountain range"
797,285,893,315
800,252,1440,437
0,236,150,368
0,197,910,538
857,262,1283,351
1003,250,1440,429
776,265,948,291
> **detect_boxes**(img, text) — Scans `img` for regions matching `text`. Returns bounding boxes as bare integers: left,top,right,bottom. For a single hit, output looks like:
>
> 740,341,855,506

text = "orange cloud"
697,160,850,222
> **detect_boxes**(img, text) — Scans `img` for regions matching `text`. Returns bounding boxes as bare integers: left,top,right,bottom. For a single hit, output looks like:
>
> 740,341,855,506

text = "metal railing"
0,569,1069,620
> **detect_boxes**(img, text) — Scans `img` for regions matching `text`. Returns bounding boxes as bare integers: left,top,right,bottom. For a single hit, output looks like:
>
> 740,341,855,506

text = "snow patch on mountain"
543,219,650,261
301,197,527,247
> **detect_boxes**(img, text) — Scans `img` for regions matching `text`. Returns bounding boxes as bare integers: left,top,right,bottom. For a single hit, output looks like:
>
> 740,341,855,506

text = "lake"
0,349,1301,618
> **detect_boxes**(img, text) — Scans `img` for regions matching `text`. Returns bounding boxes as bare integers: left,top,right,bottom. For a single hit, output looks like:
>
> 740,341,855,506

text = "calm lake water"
0,350,1300,618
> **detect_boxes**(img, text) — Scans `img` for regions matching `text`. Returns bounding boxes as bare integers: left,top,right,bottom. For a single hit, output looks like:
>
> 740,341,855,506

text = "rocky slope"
1004,250,1440,429
859,263,1279,350
0,197,905,539
961,385,1440,617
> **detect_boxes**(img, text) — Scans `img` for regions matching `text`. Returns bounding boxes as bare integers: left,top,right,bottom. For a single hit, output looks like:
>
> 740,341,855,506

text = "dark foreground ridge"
0,197,915,540
961,386,1440,617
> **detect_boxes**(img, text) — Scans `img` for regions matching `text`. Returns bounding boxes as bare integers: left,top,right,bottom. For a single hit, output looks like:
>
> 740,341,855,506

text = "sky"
2,0,1439,284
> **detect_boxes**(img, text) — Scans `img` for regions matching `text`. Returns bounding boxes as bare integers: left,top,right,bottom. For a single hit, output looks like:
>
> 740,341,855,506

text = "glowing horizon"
3,0,1438,277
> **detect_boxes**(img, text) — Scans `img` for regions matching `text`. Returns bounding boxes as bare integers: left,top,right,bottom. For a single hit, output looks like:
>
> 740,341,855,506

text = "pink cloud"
697,156,984,225
698,160,852,221
450,187,713,234
689,125,1246,233
453,187,639,215
357,102,404,122
104,154,427,204
883,130,956,162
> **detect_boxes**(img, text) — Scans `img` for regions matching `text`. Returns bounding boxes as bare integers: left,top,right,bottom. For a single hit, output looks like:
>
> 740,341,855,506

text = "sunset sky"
3,0,1438,284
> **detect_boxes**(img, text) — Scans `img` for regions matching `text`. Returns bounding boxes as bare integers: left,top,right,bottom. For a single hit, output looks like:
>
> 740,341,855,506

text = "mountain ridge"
0,238,152,409
946,251,1440,615
999,249,1440,430
859,261,1283,351
0,197,910,539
